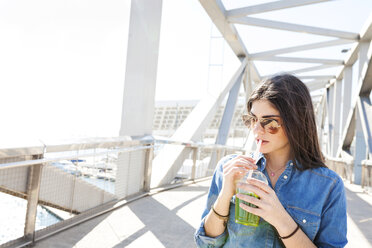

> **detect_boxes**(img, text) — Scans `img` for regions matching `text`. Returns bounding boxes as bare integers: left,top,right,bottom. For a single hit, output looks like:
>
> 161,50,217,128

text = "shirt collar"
255,153,296,172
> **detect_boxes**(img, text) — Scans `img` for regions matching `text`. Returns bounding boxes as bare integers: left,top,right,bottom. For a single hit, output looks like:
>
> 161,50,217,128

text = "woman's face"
250,99,290,156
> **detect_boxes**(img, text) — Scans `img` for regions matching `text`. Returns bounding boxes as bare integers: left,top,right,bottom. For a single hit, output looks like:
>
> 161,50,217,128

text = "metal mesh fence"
0,156,34,246
0,192,27,245
0,142,151,247
0,138,246,246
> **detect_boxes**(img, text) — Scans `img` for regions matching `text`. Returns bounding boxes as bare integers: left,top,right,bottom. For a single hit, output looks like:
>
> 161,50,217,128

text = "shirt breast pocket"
286,205,321,241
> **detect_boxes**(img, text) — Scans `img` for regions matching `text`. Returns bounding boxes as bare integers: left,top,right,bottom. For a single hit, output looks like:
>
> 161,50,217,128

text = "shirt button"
283,175,288,180
303,219,307,223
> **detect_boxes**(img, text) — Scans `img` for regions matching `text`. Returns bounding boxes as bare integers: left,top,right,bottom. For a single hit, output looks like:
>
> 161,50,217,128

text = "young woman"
194,74,347,247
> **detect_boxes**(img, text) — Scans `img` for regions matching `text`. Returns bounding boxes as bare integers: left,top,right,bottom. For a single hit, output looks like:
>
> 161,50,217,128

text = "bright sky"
0,0,371,143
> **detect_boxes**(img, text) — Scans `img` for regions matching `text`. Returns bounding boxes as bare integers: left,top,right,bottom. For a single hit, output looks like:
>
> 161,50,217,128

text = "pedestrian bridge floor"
34,180,372,248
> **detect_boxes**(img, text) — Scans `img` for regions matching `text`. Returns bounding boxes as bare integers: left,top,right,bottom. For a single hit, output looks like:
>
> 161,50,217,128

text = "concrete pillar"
116,0,162,197
119,0,163,137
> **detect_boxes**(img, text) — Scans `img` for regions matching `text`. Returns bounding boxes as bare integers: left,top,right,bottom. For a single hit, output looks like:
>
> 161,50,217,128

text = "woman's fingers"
224,166,249,177
238,202,262,216
247,179,274,194
223,157,258,171
236,193,262,207
236,182,268,199
234,155,257,166
235,155,256,163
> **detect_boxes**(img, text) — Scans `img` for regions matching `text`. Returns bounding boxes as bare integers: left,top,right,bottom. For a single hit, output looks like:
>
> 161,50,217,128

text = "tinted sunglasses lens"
260,119,280,134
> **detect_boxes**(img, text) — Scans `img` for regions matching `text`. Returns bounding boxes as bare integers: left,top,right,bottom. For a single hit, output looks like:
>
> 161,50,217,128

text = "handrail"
361,159,372,166
0,136,246,170
0,145,154,170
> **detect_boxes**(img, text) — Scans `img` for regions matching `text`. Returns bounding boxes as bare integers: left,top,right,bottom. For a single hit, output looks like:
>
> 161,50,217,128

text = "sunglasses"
242,114,282,134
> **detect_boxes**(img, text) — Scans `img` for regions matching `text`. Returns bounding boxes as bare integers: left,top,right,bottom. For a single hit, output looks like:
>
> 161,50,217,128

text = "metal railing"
325,154,372,192
325,155,354,183
361,160,372,192
0,136,245,247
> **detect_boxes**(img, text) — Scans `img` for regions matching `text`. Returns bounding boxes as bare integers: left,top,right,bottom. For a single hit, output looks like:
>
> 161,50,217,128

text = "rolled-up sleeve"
194,155,236,247
315,176,348,247
194,217,228,247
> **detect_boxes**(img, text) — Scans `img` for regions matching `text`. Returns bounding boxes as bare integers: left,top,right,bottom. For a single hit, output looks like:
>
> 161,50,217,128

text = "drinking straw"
253,139,262,163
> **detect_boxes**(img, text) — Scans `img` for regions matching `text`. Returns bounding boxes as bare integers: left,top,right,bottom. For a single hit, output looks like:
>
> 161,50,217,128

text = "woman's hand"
204,155,258,237
220,155,258,200
235,178,291,230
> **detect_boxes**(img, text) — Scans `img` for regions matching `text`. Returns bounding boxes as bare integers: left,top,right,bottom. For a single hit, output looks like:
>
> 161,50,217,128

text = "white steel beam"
199,0,261,82
306,80,328,91
151,60,247,187
243,62,254,101
208,73,243,172
228,16,359,40
337,40,372,156
253,56,343,64
315,93,326,148
226,0,331,18
298,75,335,80
262,65,339,78
289,64,340,75
357,97,372,157
327,85,335,153
250,39,354,59
359,42,372,95
339,106,356,154
216,75,242,145
360,13,372,42
341,67,353,135
321,93,329,154
354,103,368,184
337,13,372,78
332,80,342,156
335,13,372,158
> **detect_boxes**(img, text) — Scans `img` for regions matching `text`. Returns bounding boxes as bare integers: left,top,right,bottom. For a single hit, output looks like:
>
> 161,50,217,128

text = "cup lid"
245,170,268,185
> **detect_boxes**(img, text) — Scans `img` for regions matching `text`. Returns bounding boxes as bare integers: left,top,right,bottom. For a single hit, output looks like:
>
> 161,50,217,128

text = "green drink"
235,191,260,226
235,170,268,227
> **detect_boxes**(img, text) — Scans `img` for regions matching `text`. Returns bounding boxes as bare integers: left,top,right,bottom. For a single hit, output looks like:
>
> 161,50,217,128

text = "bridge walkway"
34,180,372,248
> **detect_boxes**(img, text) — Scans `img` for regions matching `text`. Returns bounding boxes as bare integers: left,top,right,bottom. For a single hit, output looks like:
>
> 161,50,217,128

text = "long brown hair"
247,74,326,170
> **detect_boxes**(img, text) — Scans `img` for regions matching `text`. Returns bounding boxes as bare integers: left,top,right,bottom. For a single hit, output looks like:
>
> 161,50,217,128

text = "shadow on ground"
113,190,207,247
345,188,372,244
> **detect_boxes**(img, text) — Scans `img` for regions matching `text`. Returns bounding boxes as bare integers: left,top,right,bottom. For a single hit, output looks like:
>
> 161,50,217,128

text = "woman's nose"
253,121,265,134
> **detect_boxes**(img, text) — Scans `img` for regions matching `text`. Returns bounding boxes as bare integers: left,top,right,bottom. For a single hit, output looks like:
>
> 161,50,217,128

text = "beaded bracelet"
278,223,300,240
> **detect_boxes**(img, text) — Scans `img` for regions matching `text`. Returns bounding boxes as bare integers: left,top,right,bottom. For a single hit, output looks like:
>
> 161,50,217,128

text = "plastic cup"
235,170,268,226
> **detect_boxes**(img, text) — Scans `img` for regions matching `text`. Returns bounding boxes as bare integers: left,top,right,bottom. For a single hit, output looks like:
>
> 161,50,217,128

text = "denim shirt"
194,154,348,248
